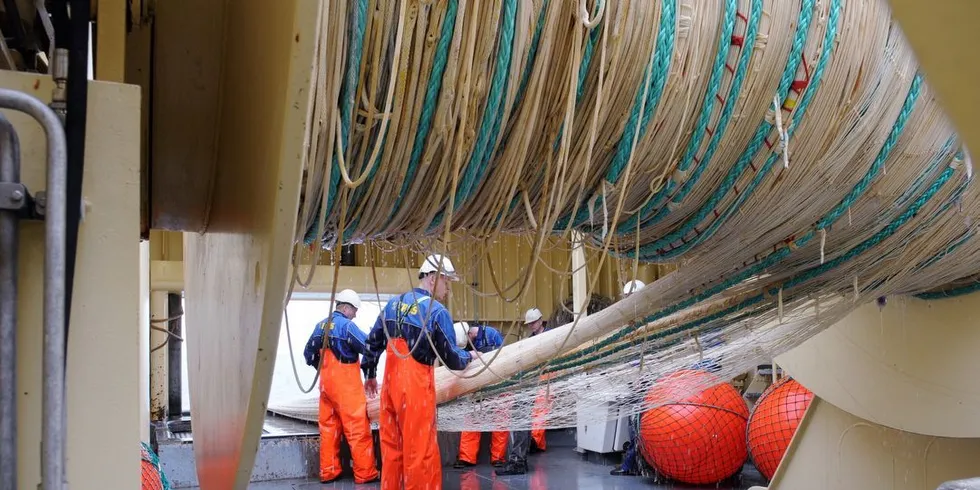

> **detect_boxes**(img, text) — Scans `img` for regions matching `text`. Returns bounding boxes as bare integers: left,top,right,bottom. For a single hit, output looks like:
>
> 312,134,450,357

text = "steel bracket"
0,182,46,220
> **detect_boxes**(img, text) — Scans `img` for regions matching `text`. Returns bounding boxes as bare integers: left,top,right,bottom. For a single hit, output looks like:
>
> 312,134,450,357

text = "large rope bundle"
270,0,980,430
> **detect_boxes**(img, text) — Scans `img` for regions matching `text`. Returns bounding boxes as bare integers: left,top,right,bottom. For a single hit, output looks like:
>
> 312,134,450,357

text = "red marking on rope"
733,184,740,195
716,94,726,104
790,54,812,95
749,161,757,172
765,138,774,149
736,12,749,22
693,156,701,164
725,63,735,74
731,35,745,48
714,209,720,218
693,226,701,236
706,126,714,137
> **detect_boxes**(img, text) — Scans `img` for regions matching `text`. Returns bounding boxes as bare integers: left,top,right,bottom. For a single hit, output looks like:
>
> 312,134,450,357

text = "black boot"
453,459,476,469
610,467,630,476
495,462,528,476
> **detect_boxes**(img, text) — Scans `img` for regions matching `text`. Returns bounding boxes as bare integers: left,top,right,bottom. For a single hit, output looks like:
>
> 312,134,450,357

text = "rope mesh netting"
638,370,748,485
747,377,814,480
268,0,980,439
140,442,171,490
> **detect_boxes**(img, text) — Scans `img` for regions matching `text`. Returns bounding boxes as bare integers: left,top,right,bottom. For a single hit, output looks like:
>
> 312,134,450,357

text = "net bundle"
270,0,980,432
140,442,171,490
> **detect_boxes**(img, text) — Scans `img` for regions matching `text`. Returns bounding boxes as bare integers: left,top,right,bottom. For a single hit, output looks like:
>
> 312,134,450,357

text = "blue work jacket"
303,311,369,366
361,288,472,379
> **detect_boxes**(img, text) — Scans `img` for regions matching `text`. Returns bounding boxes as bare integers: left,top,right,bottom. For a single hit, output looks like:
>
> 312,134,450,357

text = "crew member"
453,322,507,468
611,279,647,477
302,289,379,484
362,254,473,490
496,308,550,476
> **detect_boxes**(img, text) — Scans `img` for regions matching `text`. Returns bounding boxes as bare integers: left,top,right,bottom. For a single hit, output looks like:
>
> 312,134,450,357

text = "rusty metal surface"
148,0,224,232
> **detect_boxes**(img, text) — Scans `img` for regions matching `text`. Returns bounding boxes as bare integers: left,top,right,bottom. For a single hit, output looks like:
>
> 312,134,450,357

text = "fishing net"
269,0,980,434
747,377,814,480
140,442,171,490
638,370,748,485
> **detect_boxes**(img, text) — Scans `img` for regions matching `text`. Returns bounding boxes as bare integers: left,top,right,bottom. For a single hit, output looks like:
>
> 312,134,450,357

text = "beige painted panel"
149,230,184,261
888,1,980,157
181,0,319,487
776,294,980,437
7,71,142,489
151,261,414,295
769,397,980,490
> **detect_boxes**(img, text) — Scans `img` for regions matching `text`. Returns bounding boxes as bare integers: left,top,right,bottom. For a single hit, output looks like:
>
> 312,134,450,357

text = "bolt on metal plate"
0,182,28,211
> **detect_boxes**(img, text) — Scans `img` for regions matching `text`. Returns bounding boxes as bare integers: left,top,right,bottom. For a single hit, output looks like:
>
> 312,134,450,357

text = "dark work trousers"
507,430,532,466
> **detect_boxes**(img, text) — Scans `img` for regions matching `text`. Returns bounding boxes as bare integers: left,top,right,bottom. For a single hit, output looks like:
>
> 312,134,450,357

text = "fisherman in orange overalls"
361,254,473,490
496,308,551,476
452,322,507,468
302,289,379,484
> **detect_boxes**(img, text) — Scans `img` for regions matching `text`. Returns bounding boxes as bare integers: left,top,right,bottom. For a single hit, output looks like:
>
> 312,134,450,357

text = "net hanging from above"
269,0,980,431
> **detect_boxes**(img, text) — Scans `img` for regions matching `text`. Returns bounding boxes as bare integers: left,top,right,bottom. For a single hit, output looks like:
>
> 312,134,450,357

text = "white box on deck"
575,400,630,453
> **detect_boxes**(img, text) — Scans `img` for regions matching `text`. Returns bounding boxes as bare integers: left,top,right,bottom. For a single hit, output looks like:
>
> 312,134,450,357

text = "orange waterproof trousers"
530,389,551,451
380,339,441,490
319,350,379,483
458,431,508,465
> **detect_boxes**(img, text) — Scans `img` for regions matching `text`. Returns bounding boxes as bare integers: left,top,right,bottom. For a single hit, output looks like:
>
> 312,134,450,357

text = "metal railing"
0,88,68,490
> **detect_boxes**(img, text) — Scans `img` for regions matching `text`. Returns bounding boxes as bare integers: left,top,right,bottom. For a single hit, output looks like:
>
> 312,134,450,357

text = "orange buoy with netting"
747,377,813,480
638,369,749,485
141,442,171,490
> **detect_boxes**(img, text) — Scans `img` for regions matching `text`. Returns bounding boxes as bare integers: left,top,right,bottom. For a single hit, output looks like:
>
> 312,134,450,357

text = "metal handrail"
0,88,68,490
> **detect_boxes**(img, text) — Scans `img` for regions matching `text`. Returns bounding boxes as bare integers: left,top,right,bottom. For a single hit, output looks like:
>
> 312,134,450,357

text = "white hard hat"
524,308,543,324
623,280,646,295
453,322,470,348
335,289,361,310
419,254,459,281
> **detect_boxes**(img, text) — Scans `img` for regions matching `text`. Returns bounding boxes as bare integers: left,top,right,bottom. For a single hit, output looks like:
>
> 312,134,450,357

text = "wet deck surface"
215,449,766,489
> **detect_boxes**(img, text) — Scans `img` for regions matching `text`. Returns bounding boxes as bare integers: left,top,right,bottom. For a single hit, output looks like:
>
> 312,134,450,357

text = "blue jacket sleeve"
347,320,371,358
432,309,472,370
361,314,387,379
303,321,325,367
487,327,504,350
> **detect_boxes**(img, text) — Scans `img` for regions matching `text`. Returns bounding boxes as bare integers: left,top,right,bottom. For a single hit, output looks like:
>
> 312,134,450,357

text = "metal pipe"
167,293,183,419
0,88,68,490
0,111,21,490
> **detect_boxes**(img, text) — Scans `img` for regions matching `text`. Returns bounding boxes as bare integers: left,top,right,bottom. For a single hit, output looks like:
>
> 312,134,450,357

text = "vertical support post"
139,241,150,441
167,292,183,418
0,112,20,490
571,232,588,320
149,291,169,421
95,0,127,82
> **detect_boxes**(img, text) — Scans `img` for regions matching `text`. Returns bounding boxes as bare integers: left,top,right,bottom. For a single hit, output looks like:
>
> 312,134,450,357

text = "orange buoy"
141,443,170,490
639,369,749,485
747,377,813,480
